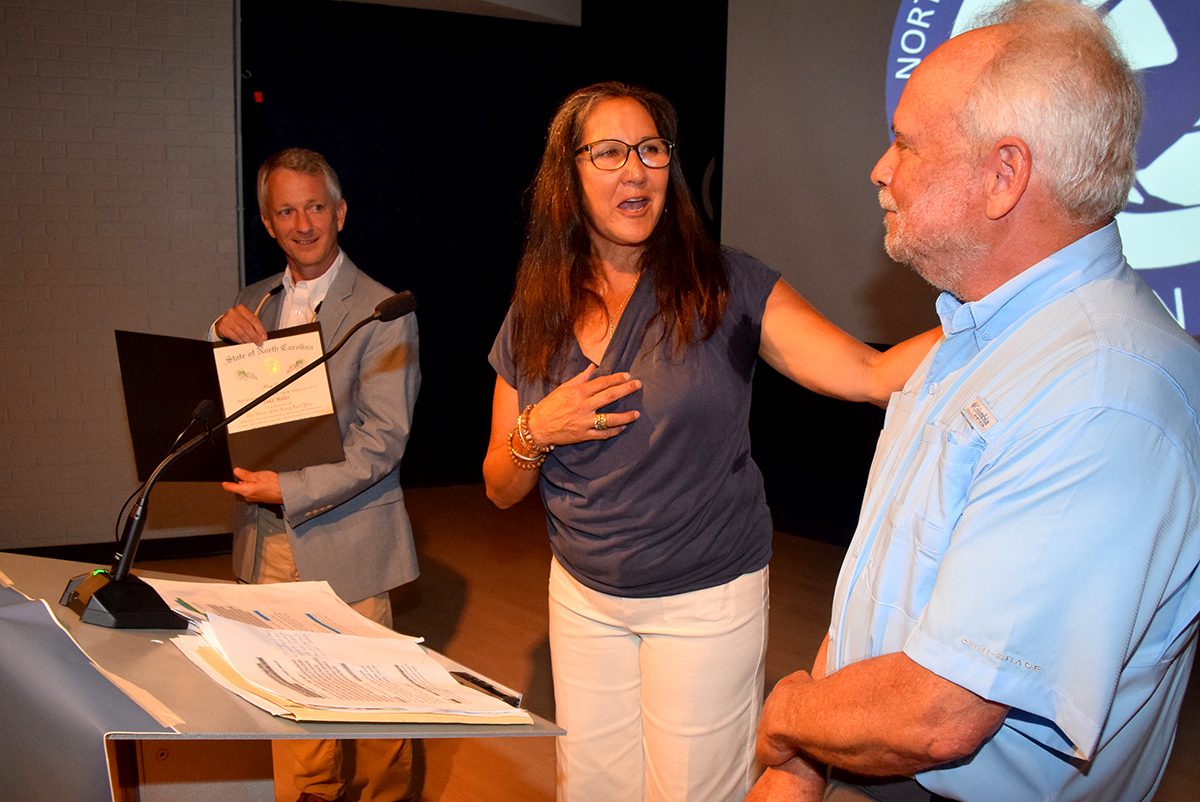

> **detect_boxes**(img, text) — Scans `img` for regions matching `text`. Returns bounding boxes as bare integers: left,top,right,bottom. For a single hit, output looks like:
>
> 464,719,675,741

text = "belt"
259,503,285,519
827,769,955,802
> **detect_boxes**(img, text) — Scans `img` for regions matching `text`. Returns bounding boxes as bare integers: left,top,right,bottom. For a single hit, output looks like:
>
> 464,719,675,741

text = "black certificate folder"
115,329,231,482
211,322,344,474
116,325,343,481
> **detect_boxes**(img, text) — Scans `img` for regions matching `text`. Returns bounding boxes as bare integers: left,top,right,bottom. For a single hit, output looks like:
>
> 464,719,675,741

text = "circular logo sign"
886,0,1200,334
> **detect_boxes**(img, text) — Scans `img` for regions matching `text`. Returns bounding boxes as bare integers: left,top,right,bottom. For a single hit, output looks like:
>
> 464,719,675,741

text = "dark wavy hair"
509,82,728,382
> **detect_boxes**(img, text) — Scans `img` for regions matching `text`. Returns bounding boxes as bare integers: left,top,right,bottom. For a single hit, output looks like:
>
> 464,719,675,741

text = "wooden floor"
144,483,1199,801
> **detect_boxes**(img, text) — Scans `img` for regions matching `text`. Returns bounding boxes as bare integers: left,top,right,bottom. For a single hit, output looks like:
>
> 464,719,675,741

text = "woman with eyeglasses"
484,82,935,802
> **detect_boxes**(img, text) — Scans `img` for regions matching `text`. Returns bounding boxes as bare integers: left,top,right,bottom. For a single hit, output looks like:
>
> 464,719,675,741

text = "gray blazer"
226,255,421,602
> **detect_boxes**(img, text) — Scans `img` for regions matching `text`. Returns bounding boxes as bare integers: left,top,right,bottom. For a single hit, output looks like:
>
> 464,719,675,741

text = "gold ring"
593,413,608,431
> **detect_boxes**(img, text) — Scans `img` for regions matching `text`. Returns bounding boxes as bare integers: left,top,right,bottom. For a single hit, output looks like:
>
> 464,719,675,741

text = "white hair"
959,0,1143,226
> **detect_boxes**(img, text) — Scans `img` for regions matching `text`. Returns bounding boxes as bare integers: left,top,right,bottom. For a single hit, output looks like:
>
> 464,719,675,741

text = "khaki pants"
253,519,412,802
826,771,951,802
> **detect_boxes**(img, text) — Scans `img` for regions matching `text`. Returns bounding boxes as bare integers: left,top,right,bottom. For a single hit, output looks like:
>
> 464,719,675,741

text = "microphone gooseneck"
64,289,417,628
373,291,417,322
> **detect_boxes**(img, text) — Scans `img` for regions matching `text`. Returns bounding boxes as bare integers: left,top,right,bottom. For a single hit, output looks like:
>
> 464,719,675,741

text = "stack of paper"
145,578,532,725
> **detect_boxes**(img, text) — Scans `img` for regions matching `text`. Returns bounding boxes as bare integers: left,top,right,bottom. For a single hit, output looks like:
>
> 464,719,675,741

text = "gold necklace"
606,271,642,338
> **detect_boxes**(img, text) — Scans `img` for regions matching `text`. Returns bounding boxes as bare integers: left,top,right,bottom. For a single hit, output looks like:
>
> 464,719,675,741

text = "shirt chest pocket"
868,421,985,624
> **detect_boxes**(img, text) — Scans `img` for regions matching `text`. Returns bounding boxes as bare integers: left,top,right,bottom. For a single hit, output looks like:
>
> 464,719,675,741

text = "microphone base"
60,571,189,630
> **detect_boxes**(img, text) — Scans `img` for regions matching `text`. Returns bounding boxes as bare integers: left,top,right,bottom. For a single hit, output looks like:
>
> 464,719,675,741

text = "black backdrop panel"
239,0,729,486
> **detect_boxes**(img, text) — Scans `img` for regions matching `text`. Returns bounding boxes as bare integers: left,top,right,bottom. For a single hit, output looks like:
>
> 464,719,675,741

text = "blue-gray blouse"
490,249,780,598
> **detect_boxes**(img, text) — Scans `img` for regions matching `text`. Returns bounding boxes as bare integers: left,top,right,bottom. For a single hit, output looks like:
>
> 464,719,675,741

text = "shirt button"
928,381,939,395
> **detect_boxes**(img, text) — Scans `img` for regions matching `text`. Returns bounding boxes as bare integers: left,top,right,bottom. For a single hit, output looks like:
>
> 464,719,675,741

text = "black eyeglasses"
575,138,674,170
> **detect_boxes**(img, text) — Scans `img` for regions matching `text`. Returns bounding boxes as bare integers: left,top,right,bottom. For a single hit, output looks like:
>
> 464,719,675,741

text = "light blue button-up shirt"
829,223,1200,801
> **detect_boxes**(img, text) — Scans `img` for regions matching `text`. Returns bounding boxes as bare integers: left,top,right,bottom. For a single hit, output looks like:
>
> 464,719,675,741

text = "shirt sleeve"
904,406,1199,760
488,304,518,388
722,249,781,329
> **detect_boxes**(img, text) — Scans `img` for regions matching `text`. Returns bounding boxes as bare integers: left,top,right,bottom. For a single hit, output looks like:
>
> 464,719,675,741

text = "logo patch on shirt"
960,637,1042,672
962,398,996,433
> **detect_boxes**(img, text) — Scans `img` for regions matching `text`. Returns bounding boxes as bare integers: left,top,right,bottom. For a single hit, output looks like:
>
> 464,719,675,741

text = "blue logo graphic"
886,0,1200,333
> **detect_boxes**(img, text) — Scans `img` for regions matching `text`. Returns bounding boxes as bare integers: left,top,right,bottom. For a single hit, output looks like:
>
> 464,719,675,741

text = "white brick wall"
1,0,238,548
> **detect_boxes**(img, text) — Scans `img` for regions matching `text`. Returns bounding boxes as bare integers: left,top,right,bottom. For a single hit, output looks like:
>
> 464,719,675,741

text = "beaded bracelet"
507,427,546,470
516,403,553,455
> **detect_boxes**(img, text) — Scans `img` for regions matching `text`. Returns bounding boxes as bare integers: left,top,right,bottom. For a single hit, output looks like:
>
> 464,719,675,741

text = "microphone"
61,291,418,629
194,398,218,425
373,291,417,322
108,397,219,544
167,399,218,453
61,400,221,629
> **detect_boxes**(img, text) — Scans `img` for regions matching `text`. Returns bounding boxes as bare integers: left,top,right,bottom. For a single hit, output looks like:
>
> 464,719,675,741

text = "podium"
0,552,561,801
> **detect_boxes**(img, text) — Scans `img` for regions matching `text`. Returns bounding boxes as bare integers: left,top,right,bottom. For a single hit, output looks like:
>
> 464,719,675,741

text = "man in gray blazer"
216,147,419,802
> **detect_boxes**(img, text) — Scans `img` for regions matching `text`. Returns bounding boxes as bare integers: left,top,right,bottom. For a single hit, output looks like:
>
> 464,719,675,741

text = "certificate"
212,323,344,473
214,323,332,434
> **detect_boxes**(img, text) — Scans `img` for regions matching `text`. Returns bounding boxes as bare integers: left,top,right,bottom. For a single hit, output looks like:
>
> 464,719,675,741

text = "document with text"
143,576,411,638
151,578,531,725
211,322,344,472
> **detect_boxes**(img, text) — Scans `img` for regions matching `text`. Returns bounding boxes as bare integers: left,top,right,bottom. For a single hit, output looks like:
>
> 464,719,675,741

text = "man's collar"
935,222,1123,340
284,249,344,292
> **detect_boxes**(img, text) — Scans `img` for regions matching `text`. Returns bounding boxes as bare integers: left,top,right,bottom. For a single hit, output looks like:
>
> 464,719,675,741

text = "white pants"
549,558,768,802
